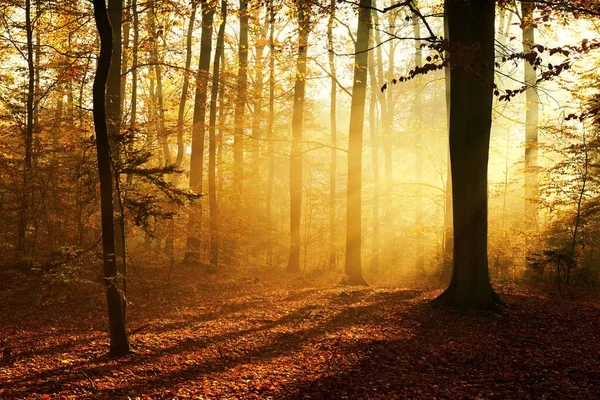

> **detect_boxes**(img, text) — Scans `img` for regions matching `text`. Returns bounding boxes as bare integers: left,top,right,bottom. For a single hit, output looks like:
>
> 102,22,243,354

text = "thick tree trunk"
327,0,338,271
287,0,310,273
435,0,502,310
187,2,215,255
344,0,371,286
233,0,249,195
92,0,130,356
208,0,227,272
522,1,539,229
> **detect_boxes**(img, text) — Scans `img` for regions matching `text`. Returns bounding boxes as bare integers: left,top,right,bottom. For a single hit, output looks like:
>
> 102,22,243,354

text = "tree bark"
266,3,276,267
92,0,130,356
233,0,249,195
187,2,215,254
107,0,127,315
17,0,35,256
441,10,453,283
208,0,227,272
327,0,338,271
434,0,502,310
412,3,425,274
522,1,539,229
344,0,371,286
287,0,310,273
368,39,380,274
175,2,198,171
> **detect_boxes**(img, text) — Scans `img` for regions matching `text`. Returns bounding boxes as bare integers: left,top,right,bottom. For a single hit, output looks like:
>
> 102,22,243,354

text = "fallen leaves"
1,270,599,399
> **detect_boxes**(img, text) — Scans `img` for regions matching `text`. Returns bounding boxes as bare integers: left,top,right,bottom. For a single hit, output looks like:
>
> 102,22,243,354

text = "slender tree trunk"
120,0,131,118
130,0,138,131
287,0,310,273
233,0,249,195
412,4,425,274
441,9,453,283
251,7,267,178
208,0,227,272
435,0,502,310
175,2,198,171
17,0,35,256
368,42,380,274
266,3,276,267
107,0,127,315
166,1,197,254
187,2,215,255
148,1,170,166
522,1,539,230
344,0,371,286
327,0,338,271
92,0,130,356
383,18,396,253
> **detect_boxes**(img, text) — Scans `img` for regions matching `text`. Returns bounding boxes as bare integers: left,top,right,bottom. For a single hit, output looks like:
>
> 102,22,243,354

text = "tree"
344,0,371,286
208,0,227,272
175,2,198,173
412,1,425,274
233,0,249,195
92,0,130,356
187,1,215,256
17,0,35,257
266,2,277,267
522,1,540,230
327,0,338,271
287,0,311,273
435,0,503,310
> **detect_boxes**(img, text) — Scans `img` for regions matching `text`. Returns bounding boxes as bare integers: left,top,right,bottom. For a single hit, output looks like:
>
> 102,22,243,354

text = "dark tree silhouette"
92,0,130,356
435,0,503,310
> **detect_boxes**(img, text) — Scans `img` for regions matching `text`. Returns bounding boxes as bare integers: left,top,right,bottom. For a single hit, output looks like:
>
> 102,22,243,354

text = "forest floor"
1,263,600,399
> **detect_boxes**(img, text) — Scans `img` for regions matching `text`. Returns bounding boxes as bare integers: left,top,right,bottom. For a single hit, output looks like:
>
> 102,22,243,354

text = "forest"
1,0,600,398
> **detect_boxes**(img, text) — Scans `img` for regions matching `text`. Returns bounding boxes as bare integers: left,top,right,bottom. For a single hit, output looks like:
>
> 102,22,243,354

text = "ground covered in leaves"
1,265,600,399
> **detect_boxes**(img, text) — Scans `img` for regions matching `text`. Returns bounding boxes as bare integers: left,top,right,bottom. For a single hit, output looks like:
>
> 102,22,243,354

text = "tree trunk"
327,0,338,271
251,6,268,178
120,0,131,118
128,0,138,133
368,42,380,274
266,3,276,267
107,0,127,315
287,0,310,273
149,1,170,166
17,0,35,256
383,15,396,254
233,0,249,195
441,11,453,283
412,4,425,274
522,1,539,229
208,0,227,272
92,0,130,356
175,2,198,171
344,0,371,286
434,0,502,310
187,2,215,255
